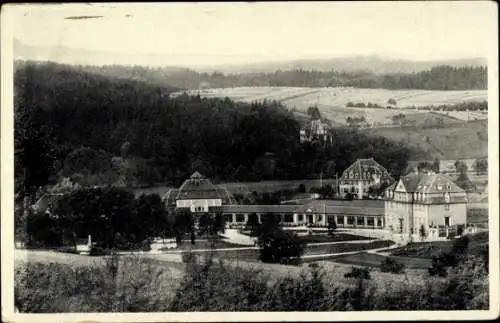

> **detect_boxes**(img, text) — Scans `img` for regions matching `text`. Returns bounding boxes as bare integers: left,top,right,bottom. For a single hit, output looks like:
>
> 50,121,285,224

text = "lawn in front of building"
159,239,249,251
325,252,433,269
387,231,488,259
304,240,394,256
297,233,371,244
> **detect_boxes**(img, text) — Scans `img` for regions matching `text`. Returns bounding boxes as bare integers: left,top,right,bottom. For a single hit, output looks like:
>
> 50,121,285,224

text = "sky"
6,2,499,67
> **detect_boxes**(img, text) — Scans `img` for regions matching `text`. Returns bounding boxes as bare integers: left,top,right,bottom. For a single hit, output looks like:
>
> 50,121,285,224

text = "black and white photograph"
1,2,499,321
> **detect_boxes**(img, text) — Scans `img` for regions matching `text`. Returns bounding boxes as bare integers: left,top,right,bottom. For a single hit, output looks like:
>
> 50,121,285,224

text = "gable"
395,180,406,192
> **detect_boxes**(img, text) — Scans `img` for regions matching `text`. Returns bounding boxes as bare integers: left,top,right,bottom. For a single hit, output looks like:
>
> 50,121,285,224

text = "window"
350,172,353,179
444,216,450,227
224,214,232,223
337,216,344,225
347,216,355,225
298,214,304,222
357,217,365,225
367,217,375,226
444,204,450,211
236,214,245,222
377,219,383,227
399,219,404,233
284,214,293,222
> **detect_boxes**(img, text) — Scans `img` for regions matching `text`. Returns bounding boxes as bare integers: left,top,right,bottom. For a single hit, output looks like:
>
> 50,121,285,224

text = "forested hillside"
71,63,487,91
15,61,417,194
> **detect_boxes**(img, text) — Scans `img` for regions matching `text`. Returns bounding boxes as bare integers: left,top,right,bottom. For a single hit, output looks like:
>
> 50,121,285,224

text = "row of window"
387,202,451,211
227,213,382,226
345,171,379,179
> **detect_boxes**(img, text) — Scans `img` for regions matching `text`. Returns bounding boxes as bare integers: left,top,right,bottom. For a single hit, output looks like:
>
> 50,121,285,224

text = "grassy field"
182,87,487,108
179,87,487,127
388,232,488,259
159,239,246,251
362,119,488,160
304,240,394,256
326,252,432,269
297,233,370,243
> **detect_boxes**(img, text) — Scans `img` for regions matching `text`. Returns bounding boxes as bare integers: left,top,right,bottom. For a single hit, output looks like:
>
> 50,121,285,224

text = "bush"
15,253,489,312
428,252,458,277
380,257,405,274
257,229,305,264
344,267,371,280
15,256,179,312
452,235,469,255
182,252,196,264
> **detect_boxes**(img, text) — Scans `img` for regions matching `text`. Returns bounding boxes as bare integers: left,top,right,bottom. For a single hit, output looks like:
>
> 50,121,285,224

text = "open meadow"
178,87,488,126
362,120,488,160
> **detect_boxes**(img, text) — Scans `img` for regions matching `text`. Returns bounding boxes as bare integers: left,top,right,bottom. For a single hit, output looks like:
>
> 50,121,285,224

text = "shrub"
452,235,469,256
182,252,196,264
15,255,179,312
257,229,305,264
428,252,458,277
344,267,371,280
380,257,406,274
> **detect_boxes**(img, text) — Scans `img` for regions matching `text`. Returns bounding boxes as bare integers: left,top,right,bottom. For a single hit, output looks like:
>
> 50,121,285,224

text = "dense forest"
15,61,416,197
63,62,488,91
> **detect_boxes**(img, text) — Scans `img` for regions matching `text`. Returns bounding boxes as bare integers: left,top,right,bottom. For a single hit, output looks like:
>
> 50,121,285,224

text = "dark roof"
176,172,224,200
222,200,384,217
222,205,297,214
340,158,394,182
163,173,236,205
385,172,468,204
397,172,465,193
296,199,384,216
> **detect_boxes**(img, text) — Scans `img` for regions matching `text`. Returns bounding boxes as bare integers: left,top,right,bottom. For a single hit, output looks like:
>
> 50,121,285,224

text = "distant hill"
196,55,488,75
15,38,486,75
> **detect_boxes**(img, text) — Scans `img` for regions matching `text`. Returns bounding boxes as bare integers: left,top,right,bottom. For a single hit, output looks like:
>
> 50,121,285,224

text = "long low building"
221,199,384,228
163,172,385,229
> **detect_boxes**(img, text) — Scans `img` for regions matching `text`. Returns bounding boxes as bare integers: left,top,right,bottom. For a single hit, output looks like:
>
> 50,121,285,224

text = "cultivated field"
177,87,488,126
362,120,488,160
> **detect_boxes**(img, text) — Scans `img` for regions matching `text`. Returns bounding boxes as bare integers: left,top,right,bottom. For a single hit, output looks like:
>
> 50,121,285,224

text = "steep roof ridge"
370,158,393,179
423,173,439,194
436,173,465,192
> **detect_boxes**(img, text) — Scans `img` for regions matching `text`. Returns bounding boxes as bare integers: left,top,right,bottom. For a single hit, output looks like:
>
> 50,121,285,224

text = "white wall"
176,198,222,212
428,203,467,227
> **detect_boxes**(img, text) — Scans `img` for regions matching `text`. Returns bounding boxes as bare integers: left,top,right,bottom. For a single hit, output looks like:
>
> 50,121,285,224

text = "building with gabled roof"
300,118,333,144
384,171,468,242
339,158,394,199
163,171,235,214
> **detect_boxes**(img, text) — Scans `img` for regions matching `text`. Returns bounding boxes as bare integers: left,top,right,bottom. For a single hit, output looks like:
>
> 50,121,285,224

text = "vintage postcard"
1,1,499,322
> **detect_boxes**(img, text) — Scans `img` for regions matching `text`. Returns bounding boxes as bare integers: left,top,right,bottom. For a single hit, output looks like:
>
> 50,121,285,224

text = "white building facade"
384,172,468,242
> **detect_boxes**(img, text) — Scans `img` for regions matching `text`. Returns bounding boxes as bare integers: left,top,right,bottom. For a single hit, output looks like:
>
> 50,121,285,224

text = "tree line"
346,100,487,111
67,62,488,91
